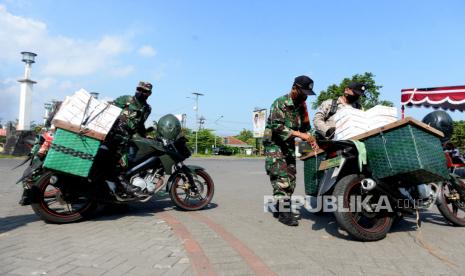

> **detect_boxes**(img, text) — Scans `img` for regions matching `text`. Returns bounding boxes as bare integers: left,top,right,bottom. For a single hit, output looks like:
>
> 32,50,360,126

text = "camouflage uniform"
112,95,152,167
264,94,311,198
113,95,152,137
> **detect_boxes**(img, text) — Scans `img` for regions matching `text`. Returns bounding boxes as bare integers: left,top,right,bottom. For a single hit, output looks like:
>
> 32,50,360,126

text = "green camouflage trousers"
264,143,296,198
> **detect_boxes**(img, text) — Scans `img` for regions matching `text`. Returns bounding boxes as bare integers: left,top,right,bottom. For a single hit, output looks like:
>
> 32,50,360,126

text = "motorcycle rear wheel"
436,179,465,226
30,171,97,223
333,174,394,241
170,170,214,211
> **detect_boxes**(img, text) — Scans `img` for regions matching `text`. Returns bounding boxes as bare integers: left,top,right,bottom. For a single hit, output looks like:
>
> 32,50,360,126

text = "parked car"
212,146,234,156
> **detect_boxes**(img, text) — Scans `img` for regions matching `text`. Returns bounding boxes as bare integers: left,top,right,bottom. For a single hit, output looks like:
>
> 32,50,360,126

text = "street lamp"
192,92,204,154
17,51,37,131
21,52,37,64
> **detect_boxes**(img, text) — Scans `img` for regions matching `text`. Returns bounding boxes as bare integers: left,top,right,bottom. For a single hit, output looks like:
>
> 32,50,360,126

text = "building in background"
222,136,253,155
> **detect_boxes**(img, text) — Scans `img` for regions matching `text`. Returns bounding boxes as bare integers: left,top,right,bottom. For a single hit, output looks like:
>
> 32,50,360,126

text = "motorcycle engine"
131,170,164,194
131,176,150,192
399,184,437,209
417,184,434,200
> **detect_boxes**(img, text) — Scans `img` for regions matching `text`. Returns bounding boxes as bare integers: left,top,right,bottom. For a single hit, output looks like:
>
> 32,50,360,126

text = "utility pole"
192,92,204,154
214,115,223,149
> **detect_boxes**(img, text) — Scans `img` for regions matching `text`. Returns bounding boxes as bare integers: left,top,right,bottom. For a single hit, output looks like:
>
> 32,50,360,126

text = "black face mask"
293,89,308,104
345,94,360,104
135,91,150,102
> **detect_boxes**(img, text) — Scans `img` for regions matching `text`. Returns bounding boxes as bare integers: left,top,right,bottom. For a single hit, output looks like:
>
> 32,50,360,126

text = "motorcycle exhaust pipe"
361,178,377,191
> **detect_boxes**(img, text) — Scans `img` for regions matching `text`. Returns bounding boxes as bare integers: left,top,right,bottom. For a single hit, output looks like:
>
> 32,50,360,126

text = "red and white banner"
401,85,465,112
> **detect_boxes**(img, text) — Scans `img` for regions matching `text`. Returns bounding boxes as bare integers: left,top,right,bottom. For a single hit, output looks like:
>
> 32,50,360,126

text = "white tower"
17,51,37,131
43,102,52,125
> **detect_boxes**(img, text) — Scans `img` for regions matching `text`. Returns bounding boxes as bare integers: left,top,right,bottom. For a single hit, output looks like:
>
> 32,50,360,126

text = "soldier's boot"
292,209,301,220
277,199,299,226
273,199,300,220
272,201,279,218
117,155,144,196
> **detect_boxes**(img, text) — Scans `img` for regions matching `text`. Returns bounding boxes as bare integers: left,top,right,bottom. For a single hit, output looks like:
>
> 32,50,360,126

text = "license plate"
318,156,342,171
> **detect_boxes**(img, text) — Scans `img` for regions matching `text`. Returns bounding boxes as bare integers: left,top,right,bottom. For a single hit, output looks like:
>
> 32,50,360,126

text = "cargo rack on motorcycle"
300,117,449,196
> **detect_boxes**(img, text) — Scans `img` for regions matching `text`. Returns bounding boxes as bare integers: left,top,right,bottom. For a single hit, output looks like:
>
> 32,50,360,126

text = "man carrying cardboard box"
313,82,366,140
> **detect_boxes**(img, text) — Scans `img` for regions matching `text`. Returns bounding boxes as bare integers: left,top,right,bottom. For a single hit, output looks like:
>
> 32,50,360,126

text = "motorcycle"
17,114,214,223
303,117,465,241
436,149,465,227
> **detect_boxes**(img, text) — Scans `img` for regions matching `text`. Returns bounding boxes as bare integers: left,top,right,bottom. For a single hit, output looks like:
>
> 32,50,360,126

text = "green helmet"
157,114,181,140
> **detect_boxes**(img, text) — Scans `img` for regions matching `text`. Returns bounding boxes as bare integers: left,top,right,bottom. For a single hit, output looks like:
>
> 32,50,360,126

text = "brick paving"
1,158,465,275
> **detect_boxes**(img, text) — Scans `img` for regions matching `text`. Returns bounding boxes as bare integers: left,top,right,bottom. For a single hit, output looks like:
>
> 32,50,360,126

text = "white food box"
335,127,368,140
52,89,122,140
334,105,398,140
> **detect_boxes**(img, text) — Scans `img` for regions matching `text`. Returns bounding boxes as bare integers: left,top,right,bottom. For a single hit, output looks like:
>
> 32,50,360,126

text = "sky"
0,0,464,135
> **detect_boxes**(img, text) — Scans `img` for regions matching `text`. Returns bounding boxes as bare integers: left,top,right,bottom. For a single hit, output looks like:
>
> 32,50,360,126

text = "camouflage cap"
137,81,153,93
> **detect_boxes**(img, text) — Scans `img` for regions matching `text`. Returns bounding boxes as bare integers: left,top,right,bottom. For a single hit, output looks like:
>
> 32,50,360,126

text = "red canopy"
401,85,465,112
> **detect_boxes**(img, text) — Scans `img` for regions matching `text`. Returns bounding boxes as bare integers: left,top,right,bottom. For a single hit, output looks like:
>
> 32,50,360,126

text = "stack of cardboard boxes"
334,105,398,140
52,89,122,141
43,89,122,177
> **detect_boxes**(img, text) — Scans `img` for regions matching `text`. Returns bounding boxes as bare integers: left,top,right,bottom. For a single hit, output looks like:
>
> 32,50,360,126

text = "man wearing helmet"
111,81,153,194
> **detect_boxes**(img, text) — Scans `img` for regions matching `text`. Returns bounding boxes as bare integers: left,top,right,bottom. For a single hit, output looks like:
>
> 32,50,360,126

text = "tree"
235,129,253,143
312,72,393,110
451,121,465,151
185,128,217,154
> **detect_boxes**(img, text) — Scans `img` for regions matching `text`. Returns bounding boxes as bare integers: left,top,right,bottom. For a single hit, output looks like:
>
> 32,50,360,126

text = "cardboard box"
52,89,122,140
334,105,398,140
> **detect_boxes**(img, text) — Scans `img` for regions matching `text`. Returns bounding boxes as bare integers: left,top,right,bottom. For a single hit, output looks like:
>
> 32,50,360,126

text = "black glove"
326,127,336,139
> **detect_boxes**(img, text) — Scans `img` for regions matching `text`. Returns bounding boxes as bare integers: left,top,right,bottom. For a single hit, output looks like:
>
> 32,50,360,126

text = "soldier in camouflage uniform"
313,82,366,140
264,75,317,226
111,81,153,194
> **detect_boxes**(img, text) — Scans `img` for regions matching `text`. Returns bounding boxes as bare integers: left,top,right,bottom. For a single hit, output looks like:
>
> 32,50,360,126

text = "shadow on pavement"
300,209,450,241
91,196,218,222
300,209,353,240
421,212,453,226
0,214,41,234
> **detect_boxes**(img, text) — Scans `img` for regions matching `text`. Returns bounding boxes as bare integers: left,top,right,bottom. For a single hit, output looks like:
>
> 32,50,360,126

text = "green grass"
0,153,26,159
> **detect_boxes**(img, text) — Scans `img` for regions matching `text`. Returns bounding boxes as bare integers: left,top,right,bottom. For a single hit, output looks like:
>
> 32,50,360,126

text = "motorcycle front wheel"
436,178,465,226
170,170,214,211
30,171,97,223
333,174,394,241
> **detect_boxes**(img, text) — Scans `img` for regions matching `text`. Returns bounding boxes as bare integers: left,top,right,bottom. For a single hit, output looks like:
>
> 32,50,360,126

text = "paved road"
1,158,465,275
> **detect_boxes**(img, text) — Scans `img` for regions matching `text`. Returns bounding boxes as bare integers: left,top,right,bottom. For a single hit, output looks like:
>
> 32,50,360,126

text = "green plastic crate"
303,155,325,196
44,128,100,177
363,124,448,185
